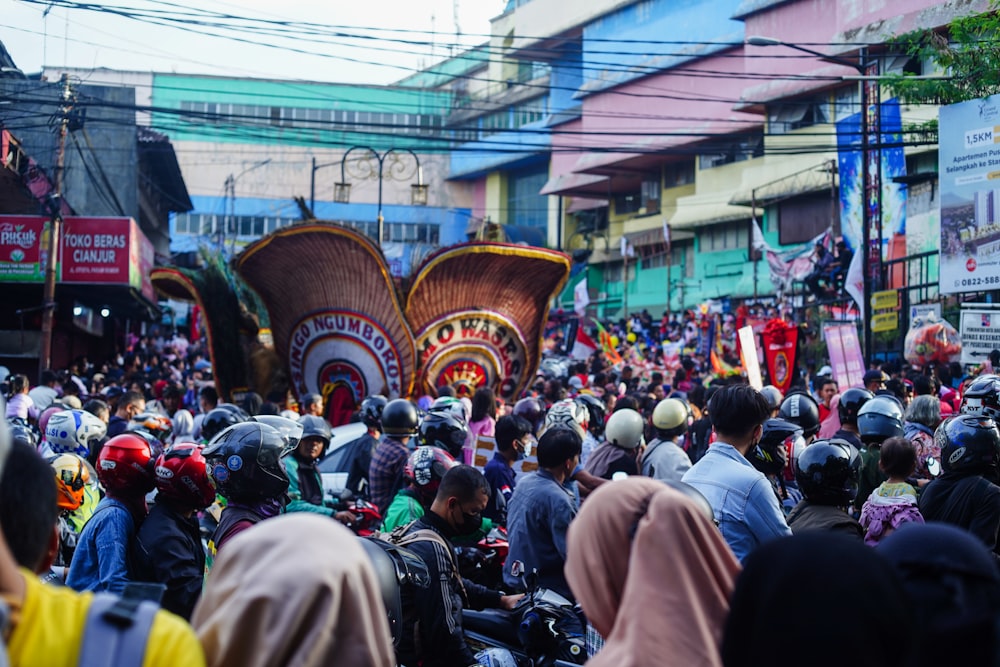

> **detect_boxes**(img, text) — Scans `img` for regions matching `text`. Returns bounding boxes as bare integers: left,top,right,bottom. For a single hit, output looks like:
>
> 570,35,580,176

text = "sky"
1,0,508,84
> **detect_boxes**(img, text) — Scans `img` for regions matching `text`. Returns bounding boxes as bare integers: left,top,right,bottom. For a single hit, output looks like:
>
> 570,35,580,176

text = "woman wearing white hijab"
193,513,394,667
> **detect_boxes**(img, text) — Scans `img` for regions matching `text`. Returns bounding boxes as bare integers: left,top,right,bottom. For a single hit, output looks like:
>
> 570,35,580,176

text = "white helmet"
429,396,469,423
542,398,588,439
46,409,107,457
605,408,645,450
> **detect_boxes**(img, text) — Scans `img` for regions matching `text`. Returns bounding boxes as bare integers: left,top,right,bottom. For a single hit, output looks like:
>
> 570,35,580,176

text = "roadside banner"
824,323,866,389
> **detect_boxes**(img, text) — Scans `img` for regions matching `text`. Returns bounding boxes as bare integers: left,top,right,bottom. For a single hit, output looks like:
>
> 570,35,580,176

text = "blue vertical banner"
835,98,908,255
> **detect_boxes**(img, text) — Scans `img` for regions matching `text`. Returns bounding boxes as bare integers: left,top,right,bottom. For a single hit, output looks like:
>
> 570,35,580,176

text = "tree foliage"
883,2,1000,104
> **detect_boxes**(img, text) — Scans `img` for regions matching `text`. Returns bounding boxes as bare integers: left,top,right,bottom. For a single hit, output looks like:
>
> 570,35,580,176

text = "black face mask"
457,510,483,535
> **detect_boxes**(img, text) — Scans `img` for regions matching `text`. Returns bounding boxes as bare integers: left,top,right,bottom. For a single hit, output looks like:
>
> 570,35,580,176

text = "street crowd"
0,319,998,667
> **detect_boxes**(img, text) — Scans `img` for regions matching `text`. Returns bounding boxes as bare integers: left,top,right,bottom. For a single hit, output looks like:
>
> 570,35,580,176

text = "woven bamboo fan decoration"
234,224,416,426
405,243,570,403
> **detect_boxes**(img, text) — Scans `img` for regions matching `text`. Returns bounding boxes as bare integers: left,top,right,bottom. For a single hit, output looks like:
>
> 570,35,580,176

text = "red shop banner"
760,319,799,394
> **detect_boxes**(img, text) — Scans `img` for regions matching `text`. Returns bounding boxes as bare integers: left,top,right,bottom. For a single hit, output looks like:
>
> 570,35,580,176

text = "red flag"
571,327,598,360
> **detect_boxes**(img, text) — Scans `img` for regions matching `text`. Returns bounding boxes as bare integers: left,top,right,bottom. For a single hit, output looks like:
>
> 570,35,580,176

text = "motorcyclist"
369,399,420,515
919,414,1000,555
135,443,215,619
47,453,92,568
584,408,645,480
44,408,107,459
66,433,157,594
833,387,874,450
749,418,805,515
199,403,250,444
854,395,906,513
284,415,356,525
786,438,863,540
204,421,293,555
381,445,458,531
760,385,784,419
344,395,387,498
777,392,822,443
483,415,533,525
641,397,692,482
575,394,606,466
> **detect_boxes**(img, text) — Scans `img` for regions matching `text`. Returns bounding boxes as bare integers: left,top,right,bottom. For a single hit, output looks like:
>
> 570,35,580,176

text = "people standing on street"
368,399,419,515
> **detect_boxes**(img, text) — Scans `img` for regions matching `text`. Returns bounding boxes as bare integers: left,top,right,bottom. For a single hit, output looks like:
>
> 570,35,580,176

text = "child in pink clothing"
465,387,497,465
859,437,924,546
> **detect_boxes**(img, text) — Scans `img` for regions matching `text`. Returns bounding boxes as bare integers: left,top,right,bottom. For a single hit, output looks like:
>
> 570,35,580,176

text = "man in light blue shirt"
682,384,791,563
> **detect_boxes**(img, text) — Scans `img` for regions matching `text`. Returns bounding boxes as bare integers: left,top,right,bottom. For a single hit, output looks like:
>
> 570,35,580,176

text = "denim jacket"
682,442,791,563
66,497,137,595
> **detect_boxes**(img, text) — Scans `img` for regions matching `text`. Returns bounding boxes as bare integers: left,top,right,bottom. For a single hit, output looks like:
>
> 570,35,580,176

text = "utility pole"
38,73,72,377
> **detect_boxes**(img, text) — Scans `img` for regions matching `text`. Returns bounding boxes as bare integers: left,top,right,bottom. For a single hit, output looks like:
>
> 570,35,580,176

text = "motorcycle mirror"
510,560,524,577
340,488,355,502
926,457,941,478
525,569,538,593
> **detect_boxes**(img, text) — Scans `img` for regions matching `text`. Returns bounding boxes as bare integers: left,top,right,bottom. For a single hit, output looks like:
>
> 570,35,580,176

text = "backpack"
77,593,158,667
364,521,465,661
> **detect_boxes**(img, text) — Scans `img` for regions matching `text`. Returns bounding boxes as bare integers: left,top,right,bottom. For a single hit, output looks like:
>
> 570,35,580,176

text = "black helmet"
201,405,249,442
298,414,332,449
960,374,1000,419
381,399,419,437
777,392,821,439
250,415,302,457
936,414,1000,477
360,396,388,429
512,397,545,434
794,438,861,506
752,419,804,477
838,388,874,426
574,394,607,437
418,410,469,459
203,422,290,502
857,395,905,445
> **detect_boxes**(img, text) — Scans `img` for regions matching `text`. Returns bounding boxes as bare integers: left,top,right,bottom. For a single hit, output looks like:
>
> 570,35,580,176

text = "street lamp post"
310,157,340,214
747,37,881,367
223,158,271,249
332,146,428,245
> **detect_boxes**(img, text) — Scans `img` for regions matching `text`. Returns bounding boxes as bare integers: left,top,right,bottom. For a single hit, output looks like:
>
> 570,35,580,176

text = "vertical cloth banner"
823,323,866,389
738,325,763,389
573,278,590,316
760,319,799,394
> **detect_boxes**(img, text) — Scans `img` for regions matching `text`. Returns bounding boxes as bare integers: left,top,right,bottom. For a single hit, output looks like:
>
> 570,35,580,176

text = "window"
768,94,830,134
507,164,550,230
777,194,837,246
833,85,860,122
701,221,749,252
641,176,660,215
613,191,642,215
699,132,764,169
664,161,695,188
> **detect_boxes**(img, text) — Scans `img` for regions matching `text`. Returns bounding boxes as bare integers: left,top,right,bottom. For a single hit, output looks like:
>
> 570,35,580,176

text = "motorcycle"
463,561,587,667
456,524,509,589
341,495,382,536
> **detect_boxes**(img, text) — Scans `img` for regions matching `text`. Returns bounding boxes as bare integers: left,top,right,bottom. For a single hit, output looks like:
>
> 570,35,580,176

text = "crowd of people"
0,322,999,667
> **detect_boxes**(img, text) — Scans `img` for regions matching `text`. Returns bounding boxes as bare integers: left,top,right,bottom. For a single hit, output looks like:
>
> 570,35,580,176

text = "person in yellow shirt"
0,424,205,667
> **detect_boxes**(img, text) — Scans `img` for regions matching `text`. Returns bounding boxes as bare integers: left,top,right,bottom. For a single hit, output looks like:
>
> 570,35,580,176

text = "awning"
730,165,837,206
539,172,609,197
669,192,761,230
625,226,695,247
566,197,608,214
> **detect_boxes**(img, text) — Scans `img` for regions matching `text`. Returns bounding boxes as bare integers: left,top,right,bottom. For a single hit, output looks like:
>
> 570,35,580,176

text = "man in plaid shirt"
368,398,419,513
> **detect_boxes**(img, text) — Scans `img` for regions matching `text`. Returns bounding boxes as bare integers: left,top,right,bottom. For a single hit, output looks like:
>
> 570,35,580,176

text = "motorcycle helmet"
97,433,156,495
46,409,108,458
542,398,587,439
837,387,875,426
512,397,545,435
298,414,332,450
794,438,861,506
753,419,804,477
405,446,458,503
360,396,388,429
474,648,520,667
251,415,302,457
777,392,821,439
961,374,1000,419
382,399,420,437
651,397,691,438
429,396,468,423
154,443,216,510
9,421,38,449
857,395,905,445
936,414,1000,477
48,453,90,511
38,405,64,438
605,408,644,450
203,422,290,502
201,405,249,442
128,412,173,444
575,394,607,437
418,410,469,459
760,385,784,412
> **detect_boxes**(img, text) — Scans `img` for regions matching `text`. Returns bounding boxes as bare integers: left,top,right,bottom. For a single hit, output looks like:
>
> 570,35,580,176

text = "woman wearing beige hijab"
565,478,740,666
192,513,394,667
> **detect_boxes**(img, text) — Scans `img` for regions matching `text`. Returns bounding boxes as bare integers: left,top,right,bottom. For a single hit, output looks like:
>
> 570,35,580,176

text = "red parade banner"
760,319,799,394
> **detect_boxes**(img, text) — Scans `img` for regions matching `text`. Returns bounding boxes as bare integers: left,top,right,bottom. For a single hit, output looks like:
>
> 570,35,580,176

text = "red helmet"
154,443,216,510
97,433,156,495
404,446,458,503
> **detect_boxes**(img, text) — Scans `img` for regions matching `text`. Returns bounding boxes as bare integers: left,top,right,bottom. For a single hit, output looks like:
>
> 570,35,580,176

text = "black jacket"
787,501,864,541
398,511,503,667
134,500,205,619
919,473,1000,553
345,432,379,498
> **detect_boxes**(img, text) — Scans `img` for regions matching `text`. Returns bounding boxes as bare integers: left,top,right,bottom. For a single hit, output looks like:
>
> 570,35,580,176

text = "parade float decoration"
227,223,569,425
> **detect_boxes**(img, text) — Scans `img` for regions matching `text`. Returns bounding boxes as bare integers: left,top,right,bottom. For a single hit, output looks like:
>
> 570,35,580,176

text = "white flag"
573,279,590,316
620,236,634,258
844,243,865,319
